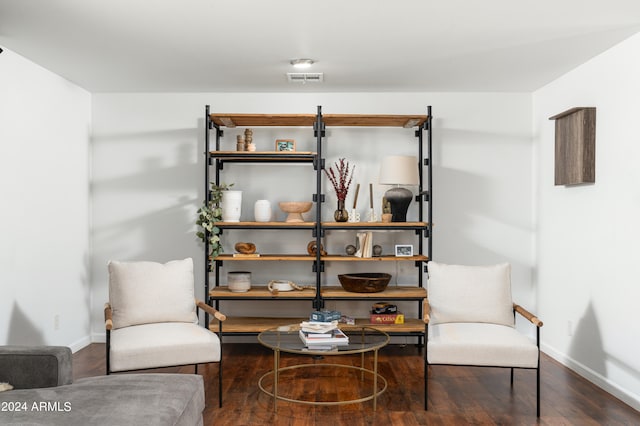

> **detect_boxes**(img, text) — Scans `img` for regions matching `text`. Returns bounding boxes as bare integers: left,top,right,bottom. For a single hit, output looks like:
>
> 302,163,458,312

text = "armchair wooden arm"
196,299,226,322
422,298,430,324
104,303,113,331
514,303,543,327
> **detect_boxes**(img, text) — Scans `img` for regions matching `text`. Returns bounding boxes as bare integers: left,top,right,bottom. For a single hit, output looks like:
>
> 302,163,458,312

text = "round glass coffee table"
257,324,389,411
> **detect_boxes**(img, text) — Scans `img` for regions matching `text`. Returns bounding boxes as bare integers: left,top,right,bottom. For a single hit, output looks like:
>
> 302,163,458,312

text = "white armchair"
424,262,543,416
104,258,226,407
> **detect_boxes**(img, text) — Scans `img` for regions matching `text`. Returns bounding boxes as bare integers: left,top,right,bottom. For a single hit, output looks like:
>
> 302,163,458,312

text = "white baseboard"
68,336,92,353
542,343,640,412
91,332,106,343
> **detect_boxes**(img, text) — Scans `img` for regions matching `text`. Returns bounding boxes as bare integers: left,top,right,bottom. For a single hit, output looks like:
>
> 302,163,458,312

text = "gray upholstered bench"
0,346,204,426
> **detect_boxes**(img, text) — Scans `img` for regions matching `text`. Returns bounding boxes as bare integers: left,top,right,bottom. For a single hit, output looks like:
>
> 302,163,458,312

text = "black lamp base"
384,187,413,222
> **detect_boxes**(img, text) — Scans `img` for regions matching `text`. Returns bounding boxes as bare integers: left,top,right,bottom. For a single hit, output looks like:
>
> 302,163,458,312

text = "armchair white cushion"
428,322,538,368
105,258,224,407
427,262,513,327
425,261,542,416
108,258,198,329
109,322,221,372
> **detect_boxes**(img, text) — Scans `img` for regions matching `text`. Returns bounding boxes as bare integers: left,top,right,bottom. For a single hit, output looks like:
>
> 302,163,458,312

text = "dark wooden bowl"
338,273,391,293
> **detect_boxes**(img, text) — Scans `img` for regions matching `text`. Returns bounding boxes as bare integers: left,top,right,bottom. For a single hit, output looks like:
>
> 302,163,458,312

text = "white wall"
0,47,92,351
533,33,640,410
90,92,534,338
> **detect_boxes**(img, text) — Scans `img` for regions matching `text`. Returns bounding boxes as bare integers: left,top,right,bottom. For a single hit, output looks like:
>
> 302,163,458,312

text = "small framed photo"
275,139,296,152
395,244,413,257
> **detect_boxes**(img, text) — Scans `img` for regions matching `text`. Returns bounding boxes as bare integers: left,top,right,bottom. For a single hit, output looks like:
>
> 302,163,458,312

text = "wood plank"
321,286,427,299
215,254,315,261
209,317,308,333
549,107,596,185
210,113,316,127
215,221,316,229
208,317,425,334
322,255,429,262
215,254,428,262
209,151,316,162
214,221,427,229
209,113,429,128
323,114,428,127
322,221,428,228
210,286,316,299
353,318,425,333
210,151,316,155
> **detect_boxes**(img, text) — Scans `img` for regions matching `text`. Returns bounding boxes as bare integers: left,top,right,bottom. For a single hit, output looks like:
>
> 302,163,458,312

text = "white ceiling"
2,0,640,93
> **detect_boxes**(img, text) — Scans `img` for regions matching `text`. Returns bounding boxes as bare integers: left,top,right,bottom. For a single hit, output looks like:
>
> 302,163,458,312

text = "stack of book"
298,320,349,350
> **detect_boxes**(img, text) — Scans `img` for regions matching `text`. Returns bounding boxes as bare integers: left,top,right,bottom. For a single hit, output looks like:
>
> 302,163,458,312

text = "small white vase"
228,271,251,292
221,190,242,222
254,199,272,222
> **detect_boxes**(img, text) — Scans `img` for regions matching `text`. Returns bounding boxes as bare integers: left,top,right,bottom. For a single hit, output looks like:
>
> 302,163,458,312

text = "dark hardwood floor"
74,343,639,425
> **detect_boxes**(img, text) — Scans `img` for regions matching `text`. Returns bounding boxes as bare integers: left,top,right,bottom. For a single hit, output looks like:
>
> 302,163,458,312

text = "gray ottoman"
0,346,204,426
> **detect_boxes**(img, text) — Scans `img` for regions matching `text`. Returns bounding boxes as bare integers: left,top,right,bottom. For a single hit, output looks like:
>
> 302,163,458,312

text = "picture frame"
275,139,296,152
394,244,413,257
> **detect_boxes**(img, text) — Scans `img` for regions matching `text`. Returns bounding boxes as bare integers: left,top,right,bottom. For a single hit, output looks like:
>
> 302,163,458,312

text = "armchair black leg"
537,366,540,417
219,363,223,408
425,363,429,410
510,367,514,387
106,330,111,375
195,364,198,374
536,325,541,417
424,324,429,410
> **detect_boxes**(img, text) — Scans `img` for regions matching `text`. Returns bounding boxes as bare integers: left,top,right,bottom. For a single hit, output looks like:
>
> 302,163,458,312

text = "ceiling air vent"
286,72,324,83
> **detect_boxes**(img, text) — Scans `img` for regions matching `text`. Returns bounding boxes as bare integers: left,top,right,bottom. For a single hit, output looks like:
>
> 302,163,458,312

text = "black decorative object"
379,156,419,222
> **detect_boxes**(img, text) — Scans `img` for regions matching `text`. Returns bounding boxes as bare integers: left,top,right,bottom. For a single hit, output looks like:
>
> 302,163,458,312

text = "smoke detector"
286,72,324,83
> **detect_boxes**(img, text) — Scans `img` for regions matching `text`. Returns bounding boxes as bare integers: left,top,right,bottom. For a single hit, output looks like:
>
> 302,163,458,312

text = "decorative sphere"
345,244,357,255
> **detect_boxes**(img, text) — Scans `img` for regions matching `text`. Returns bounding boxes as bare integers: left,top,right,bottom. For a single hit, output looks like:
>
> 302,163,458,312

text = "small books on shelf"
299,328,349,347
369,312,404,324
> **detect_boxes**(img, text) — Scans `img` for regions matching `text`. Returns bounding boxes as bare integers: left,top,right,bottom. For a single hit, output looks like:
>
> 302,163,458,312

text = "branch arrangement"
324,158,354,201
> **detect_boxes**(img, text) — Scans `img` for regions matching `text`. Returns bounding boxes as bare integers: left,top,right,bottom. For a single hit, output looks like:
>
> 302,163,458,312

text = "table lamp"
379,155,419,222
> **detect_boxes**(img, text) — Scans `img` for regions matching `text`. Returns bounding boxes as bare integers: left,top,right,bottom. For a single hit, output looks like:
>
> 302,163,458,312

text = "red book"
369,312,404,324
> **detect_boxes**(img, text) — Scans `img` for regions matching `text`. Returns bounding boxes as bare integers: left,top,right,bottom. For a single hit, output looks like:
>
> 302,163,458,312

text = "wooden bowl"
279,201,313,222
338,273,391,293
234,242,256,254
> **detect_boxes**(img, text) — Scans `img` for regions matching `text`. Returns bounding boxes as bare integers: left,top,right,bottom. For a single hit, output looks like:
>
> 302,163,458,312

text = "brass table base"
258,362,387,410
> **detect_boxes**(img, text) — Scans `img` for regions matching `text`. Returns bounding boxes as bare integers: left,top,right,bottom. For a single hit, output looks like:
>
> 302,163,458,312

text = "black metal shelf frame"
203,105,433,335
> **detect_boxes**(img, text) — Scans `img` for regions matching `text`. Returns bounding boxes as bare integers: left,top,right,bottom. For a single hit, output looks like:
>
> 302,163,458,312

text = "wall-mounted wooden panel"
549,107,596,185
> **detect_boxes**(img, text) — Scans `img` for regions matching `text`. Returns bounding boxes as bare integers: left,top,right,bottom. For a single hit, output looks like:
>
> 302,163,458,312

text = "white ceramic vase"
228,271,251,293
254,199,272,222
221,190,242,222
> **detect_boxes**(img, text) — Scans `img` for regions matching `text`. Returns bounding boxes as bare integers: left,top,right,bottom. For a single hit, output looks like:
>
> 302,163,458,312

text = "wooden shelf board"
209,151,316,162
210,286,316,299
215,254,428,262
209,113,429,128
215,221,316,229
321,286,426,299
322,255,429,262
214,221,427,230
209,317,308,333
322,221,428,229
215,254,315,261
323,114,428,128
352,318,426,333
209,317,425,334
210,114,316,127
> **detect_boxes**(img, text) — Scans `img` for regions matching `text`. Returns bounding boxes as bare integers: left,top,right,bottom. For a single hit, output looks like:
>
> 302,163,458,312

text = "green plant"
196,183,233,266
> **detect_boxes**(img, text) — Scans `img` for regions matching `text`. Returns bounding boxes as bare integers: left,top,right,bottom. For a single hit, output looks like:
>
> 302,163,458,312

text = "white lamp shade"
379,155,419,185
